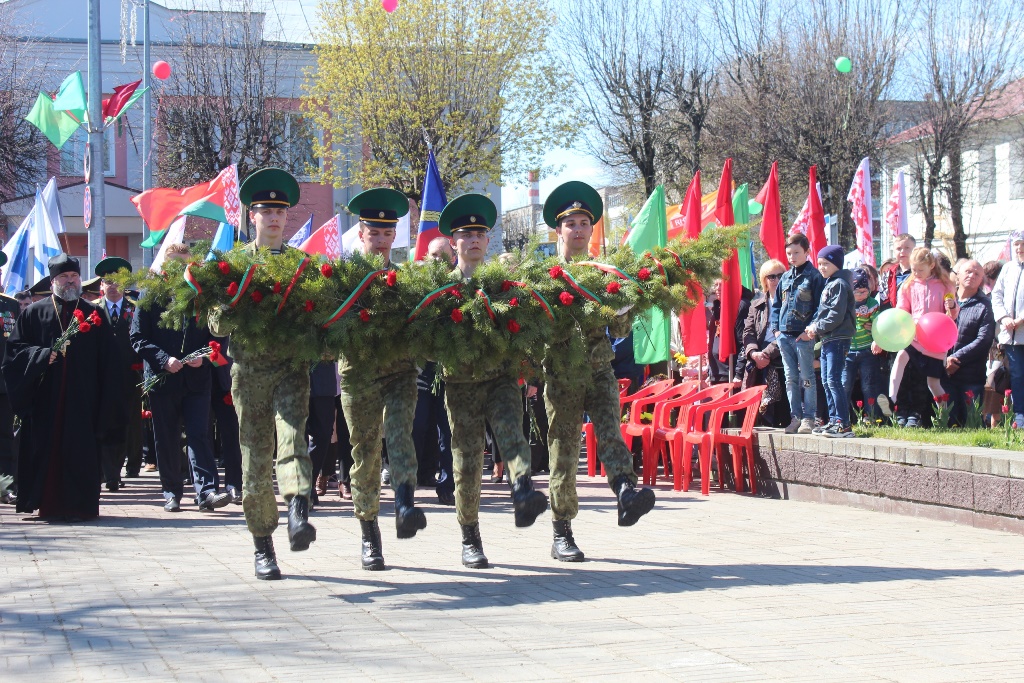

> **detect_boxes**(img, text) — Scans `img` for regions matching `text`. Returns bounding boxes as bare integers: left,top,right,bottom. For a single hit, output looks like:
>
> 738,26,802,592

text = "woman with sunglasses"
741,259,790,426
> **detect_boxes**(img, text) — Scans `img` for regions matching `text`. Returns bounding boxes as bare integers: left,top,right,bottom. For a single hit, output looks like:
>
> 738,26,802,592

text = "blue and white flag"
206,222,235,261
2,216,32,295
29,178,65,283
288,213,314,248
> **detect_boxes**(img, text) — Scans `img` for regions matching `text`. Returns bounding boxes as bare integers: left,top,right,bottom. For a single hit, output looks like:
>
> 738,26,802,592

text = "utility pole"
142,0,153,267
86,0,106,275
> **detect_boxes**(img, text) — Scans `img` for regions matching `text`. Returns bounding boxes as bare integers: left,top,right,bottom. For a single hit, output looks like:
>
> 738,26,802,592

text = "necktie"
111,304,119,324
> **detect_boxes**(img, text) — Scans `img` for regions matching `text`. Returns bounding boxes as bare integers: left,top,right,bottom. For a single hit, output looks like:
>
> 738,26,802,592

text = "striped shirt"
852,296,879,350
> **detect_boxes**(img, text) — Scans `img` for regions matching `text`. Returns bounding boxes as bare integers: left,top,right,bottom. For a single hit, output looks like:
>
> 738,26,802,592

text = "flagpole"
141,0,153,267
86,0,106,275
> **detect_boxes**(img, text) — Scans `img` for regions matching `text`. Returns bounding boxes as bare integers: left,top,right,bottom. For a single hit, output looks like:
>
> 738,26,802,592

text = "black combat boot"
253,536,282,580
287,495,317,551
360,519,385,571
551,519,585,562
613,474,655,527
461,524,489,568
510,474,548,527
394,483,427,539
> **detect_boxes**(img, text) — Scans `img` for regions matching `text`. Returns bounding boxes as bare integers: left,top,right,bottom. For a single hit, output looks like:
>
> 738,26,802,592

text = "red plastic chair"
618,380,698,484
679,386,765,495
654,385,732,489
617,378,632,393
586,379,639,477
705,386,766,494
618,379,675,415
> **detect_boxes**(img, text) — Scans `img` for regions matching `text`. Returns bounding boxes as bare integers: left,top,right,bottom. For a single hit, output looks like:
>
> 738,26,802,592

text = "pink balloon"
381,0,398,12
916,311,958,355
152,60,171,80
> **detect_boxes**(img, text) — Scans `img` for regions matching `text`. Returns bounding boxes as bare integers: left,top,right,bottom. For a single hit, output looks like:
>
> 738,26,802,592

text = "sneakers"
381,468,391,486
812,420,831,435
784,417,801,434
824,422,855,438
905,415,921,428
797,418,815,434
876,394,893,417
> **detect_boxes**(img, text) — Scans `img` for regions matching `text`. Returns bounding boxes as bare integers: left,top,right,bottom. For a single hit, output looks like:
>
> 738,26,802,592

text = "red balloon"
381,0,398,12
153,60,171,80
916,311,958,355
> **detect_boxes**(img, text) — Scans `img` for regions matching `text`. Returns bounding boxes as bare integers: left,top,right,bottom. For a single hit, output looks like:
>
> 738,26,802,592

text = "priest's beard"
54,282,82,302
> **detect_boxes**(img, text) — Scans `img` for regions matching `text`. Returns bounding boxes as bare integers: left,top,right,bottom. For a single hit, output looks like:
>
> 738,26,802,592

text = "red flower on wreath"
507,319,521,334
79,322,92,333
88,311,102,327
637,267,652,281
223,394,233,406
559,292,575,306
251,290,263,304
73,309,85,323
304,300,315,312
386,270,398,287
509,297,519,307
451,309,464,323
321,264,334,278
606,281,621,294
227,282,239,296
450,287,463,299
549,265,564,279
273,281,282,294
359,309,371,322
218,261,231,275
501,280,513,292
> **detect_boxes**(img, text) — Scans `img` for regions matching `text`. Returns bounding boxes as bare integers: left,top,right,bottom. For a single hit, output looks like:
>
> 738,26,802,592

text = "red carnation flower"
223,394,233,406
509,297,520,307
451,308,464,323
501,280,513,292
78,322,92,333
359,309,371,322
209,341,221,353
867,397,876,405
637,267,652,281
251,290,263,304
218,261,230,275
321,263,333,278
549,265,564,279
130,363,144,372
507,319,521,334
386,270,398,287
606,281,621,294
88,311,102,326
273,281,282,294
141,410,152,419
209,351,222,364
856,400,863,408
304,300,315,312
73,309,86,323
227,282,239,296
559,292,575,306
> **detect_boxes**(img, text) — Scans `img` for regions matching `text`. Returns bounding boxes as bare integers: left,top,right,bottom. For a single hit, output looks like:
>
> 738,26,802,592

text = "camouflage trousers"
544,361,635,521
231,361,311,537
340,368,418,521
445,376,532,526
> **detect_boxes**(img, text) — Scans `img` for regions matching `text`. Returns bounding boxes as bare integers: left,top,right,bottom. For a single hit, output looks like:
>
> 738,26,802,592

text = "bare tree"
0,7,48,205
501,206,541,253
155,0,309,187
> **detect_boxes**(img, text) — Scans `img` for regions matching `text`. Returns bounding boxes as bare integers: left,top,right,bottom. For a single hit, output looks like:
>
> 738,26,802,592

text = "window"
1011,140,1024,201
270,112,320,179
60,128,114,178
977,146,996,205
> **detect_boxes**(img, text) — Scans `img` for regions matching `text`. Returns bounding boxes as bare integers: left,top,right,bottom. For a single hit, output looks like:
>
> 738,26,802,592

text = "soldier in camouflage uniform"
542,181,656,563
437,194,548,569
339,188,426,571
209,168,315,581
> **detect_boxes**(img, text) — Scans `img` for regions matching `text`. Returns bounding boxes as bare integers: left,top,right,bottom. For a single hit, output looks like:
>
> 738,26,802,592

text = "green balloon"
748,199,763,215
872,308,915,352
835,56,852,73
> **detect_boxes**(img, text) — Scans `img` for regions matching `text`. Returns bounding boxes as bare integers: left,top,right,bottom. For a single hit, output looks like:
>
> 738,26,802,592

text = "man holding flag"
542,181,656,563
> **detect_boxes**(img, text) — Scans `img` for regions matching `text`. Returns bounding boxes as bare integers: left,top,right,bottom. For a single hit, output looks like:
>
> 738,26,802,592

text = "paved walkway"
3,469,1024,682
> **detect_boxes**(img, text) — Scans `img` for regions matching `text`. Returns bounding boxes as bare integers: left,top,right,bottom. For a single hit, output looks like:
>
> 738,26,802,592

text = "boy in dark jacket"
806,245,856,438
771,234,826,433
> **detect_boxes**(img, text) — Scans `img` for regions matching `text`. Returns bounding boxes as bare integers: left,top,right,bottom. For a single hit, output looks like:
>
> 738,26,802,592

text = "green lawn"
852,425,1024,451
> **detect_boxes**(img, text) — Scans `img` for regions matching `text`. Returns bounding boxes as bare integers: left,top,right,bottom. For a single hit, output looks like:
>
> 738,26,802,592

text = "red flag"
680,280,708,357
756,161,788,266
716,159,740,362
714,159,734,227
683,170,703,239
102,80,142,120
300,215,342,259
807,165,827,264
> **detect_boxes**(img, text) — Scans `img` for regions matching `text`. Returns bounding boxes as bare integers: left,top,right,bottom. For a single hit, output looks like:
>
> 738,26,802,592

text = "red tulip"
227,282,239,296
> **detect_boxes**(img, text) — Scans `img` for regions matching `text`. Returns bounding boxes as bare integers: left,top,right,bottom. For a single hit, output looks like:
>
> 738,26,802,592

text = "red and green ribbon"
277,256,310,315
476,289,496,321
577,261,640,287
663,248,683,271
407,284,462,322
644,252,669,285
183,263,203,321
322,269,387,328
507,281,555,320
559,271,602,303
228,264,259,308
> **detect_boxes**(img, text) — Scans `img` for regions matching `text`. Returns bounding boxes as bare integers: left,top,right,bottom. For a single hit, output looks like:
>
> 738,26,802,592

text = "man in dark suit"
93,257,144,490
0,253,22,505
130,243,230,513
209,336,243,503
308,360,339,507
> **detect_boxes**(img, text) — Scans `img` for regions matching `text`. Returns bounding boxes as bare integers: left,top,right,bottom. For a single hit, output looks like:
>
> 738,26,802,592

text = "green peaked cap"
347,188,409,228
239,167,300,208
0,252,7,268
543,180,603,228
95,256,132,277
438,193,497,237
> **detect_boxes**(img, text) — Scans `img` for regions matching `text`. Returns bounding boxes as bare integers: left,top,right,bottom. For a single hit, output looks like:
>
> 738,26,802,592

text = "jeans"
820,339,852,426
1002,344,1024,426
941,378,986,428
777,333,817,420
843,347,883,421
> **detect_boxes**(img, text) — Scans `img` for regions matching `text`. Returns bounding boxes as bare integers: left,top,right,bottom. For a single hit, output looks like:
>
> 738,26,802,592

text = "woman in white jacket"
990,229,1024,426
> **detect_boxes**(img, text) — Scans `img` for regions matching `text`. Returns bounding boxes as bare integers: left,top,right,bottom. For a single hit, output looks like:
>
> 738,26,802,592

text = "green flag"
25,92,80,149
181,196,228,224
733,184,754,290
626,185,670,364
140,228,168,249
52,72,87,122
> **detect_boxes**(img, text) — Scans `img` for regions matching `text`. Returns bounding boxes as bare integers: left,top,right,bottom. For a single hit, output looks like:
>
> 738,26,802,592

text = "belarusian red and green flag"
627,184,670,364
133,165,242,248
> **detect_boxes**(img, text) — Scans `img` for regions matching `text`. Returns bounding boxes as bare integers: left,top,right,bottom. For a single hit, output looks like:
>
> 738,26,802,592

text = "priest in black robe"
2,254,124,521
